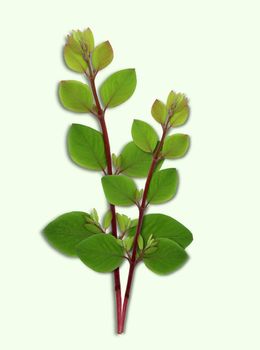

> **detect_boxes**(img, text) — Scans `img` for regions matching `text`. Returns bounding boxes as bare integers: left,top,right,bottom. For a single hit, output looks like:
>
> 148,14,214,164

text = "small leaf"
63,45,87,73
90,208,99,223
92,41,113,71
100,69,137,108
151,99,167,124
59,80,93,113
167,91,190,126
128,213,193,249
138,235,144,250
116,213,127,232
119,142,160,178
124,237,134,251
76,234,124,273
147,168,178,204
102,175,137,206
162,134,190,159
144,238,188,275
102,211,112,230
81,28,95,52
43,212,96,256
67,124,106,171
166,91,176,109
131,119,159,153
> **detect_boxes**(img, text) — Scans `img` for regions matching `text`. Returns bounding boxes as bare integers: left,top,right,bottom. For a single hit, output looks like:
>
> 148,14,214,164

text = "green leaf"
85,224,103,234
167,91,190,126
99,69,137,108
102,211,112,230
59,80,93,113
147,168,178,204
76,234,124,272
43,212,95,256
67,124,106,171
131,119,159,153
151,99,167,124
63,45,88,73
119,142,153,177
92,41,113,71
128,213,193,248
101,175,137,206
144,238,188,275
162,134,190,159
138,235,144,250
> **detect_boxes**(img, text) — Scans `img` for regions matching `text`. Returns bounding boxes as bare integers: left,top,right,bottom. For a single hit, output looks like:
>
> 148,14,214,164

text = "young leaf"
76,234,124,273
102,175,137,206
102,211,112,230
167,91,190,126
138,235,144,250
99,69,137,108
147,168,178,204
67,124,106,171
59,80,93,113
119,142,153,177
92,41,113,71
43,212,96,256
64,45,88,73
144,238,188,275
162,134,190,159
128,213,193,248
151,99,167,124
131,119,158,153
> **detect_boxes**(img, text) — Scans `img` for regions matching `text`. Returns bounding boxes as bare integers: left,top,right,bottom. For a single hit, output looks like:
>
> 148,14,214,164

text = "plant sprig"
42,27,193,334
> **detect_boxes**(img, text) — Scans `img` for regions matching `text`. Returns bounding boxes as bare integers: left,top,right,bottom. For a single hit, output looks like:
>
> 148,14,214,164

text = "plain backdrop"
1,0,260,349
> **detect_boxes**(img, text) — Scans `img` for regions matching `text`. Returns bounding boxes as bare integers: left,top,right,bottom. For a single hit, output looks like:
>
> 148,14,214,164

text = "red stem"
120,126,168,332
88,73,122,334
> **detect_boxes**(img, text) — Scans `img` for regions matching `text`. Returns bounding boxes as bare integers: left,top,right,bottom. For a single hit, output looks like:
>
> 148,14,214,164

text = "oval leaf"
67,124,106,171
99,69,137,108
101,175,137,206
147,168,178,204
59,80,93,113
64,45,88,73
162,134,190,159
144,238,189,275
131,119,158,153
92,41,113,71
151,99,167,124
128,213,193,248
76,234,124,272
119,142,153,177
43,212,95,256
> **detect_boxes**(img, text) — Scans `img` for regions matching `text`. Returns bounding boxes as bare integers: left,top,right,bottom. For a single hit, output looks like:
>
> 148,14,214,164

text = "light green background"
1,0,260,349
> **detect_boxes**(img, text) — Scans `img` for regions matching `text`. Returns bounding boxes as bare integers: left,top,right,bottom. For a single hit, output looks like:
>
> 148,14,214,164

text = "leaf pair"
59,69,137,113
131,119,190,158
101,168,178,206
129,214,193,274
43,212,124,272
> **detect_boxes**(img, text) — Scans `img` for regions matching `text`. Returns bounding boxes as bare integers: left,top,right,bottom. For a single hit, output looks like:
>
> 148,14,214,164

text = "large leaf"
43,212,95,256
147,168,178,204
131,119,158,153
162,134,190,159
67,124,106,171
119,142,153,177
101,175,137,206
99,69,137,108
128,213,193,248
76,234,124,272
92,41,113,71
144,238,188,275
59,80,93,113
